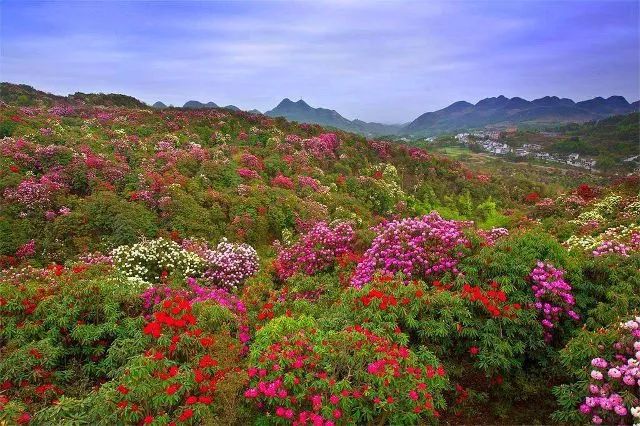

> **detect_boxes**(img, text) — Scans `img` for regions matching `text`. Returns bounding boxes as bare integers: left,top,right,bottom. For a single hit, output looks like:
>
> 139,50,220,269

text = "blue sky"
1,1,638,123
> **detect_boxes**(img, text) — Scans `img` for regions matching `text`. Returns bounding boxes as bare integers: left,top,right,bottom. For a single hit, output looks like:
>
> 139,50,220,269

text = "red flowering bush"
0,263,147,423
245,316,448,424
62,296,248,424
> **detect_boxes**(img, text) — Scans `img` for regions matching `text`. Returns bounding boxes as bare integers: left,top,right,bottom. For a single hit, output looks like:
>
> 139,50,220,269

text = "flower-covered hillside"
0,88,639,425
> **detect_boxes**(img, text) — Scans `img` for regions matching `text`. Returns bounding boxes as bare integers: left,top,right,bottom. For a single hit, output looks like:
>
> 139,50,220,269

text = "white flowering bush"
566,224,640,257
111,238,205,284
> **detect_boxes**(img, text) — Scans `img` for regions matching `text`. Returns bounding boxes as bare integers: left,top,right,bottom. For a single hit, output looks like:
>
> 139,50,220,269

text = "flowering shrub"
3,175,66,210
351,213,469,287
271,174,295,190
477,227,509,246
302,133,340,159
274,221,355,280
566,316,640,425
112,238,205,284
0,264,147,424
62,295,249,425
202,238,260,291
356,163,406,214
529,262,580,342
237,167,260,180
245,316,448,424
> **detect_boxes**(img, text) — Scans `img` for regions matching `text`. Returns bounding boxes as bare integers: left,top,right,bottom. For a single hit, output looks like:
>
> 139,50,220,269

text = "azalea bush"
245,316,448,425
350,213,470,287
111,238,205,284
274,221,355,280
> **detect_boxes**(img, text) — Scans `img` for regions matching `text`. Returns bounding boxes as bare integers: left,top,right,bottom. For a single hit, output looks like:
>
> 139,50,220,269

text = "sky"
1,1,638,123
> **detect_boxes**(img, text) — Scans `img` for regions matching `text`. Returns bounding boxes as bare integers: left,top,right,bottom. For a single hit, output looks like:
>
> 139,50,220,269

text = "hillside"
0,86,639,425
0,82,147,108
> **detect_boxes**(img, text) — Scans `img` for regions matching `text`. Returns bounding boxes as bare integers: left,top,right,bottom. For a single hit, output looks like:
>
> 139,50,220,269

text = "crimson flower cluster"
461,282,521,318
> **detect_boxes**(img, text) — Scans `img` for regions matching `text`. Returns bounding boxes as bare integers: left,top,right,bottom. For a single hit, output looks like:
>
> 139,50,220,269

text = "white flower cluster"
571,194,623,226
565,224,640,254
203,238,259,291
111,238,205,284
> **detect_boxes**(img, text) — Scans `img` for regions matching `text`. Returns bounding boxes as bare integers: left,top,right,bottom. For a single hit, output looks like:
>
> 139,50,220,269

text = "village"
453,131,599,171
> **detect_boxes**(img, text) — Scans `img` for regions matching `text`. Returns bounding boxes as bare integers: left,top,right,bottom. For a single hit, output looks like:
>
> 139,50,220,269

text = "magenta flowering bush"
274,221,355,280
529,262,580,342
3,175,66,210
297,175,325,193
351,213,470,287
303,133,340,159
579,316,640,425
237,168,260,180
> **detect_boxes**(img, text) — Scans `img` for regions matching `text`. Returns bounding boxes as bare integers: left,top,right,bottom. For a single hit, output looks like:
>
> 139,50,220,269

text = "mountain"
405,95,639,136
248,109,262,115
224,105,241,111
152,101,167,109
183,100,218,109
265,98,401,136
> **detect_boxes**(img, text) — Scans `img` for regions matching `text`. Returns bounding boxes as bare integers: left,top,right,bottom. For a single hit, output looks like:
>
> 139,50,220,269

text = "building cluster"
453,132,598,171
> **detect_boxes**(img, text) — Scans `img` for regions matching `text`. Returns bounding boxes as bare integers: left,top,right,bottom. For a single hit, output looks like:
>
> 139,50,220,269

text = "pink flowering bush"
477,227,509,246
4,175,66,210
240,153,263,170
245,316,448,425
563,316,640,425
271,174,294,190
303,133,340,159
529,262,580,342
237,168,260,180
351,213,470,287
274,221,355,280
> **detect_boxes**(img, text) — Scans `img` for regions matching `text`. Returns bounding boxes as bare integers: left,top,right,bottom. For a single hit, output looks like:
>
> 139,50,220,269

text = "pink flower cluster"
592,240,632,257
580,317,640,425
237,168,260,180
368,141,392,159
274,221,355,280
202,238,260,291
297,175,323,192
303,133,340,159
240,153,263,170
478,227,509,246
15,240,36,258
271,174,295,190
529,262,580,342
351,213,470,288
4,175,66,209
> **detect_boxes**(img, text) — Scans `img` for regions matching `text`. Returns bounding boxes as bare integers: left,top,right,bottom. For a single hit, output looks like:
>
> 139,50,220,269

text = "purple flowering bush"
529,261,580,342
351,212,470,287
